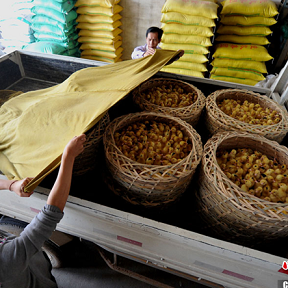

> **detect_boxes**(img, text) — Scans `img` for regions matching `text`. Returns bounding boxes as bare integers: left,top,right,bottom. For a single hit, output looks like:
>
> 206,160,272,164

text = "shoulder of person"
134,44,146,50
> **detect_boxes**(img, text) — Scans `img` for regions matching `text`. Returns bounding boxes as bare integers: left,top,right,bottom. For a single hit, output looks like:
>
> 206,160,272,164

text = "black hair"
146,27,163,40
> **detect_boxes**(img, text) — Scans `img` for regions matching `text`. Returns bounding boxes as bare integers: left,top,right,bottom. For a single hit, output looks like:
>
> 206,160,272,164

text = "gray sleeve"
0,204,63,279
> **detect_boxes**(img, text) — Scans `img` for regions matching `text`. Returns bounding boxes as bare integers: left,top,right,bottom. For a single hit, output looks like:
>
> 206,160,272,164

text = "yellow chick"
276,188,286,202
255,186,263,197
162,160,171,166
241,184,249,192
276,174,284,182
266,175,274,184
279,183,288,192
254,169,261,180
245,179,254,188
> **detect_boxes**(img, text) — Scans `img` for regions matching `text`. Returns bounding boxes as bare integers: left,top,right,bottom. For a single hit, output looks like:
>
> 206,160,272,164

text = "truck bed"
0,50,287,288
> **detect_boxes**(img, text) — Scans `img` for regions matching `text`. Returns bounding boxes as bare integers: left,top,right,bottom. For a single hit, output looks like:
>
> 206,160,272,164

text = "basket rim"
202,130,288,220
133,77,206,112
206,88,288,128
73,112,110,175
103,111,203,206
103,111,203,172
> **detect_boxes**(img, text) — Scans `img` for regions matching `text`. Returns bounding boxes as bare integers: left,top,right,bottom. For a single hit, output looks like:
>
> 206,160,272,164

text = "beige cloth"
0,49,181,192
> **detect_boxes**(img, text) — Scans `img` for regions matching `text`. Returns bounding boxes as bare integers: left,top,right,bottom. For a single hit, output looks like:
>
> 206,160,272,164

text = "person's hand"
165,50,185,66
10,177,34,197
144,48,156,57
63,134,86,159
177,50,184,58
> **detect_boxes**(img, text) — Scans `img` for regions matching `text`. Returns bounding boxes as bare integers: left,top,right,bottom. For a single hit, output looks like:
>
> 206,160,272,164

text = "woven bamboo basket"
197,131,288,245
73,112,110,176
133,78,206,126
205,89,288,143
103,111,203,207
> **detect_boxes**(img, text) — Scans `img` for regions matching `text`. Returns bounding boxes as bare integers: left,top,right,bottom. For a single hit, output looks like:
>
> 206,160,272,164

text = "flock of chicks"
114,120,192,166
140,83,198,108
119,81,286,204
218,99,282,125
217,148,288,203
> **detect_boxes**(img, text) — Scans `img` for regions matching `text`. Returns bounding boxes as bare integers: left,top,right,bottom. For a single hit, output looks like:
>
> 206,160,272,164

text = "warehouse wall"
120,0,165,60
119,0,282,61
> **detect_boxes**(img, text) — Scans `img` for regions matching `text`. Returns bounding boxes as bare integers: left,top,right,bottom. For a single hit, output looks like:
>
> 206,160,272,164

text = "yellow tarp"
0,49,181,192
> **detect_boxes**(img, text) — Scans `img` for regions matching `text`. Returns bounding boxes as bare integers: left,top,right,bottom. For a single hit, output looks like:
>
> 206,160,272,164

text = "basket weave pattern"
205,89,288,143
133,78,206,126
103,111,203,207
73,112,110,176
197,131,288,243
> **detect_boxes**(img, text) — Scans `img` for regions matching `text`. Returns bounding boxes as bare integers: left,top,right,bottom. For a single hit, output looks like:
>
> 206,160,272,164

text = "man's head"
145,27,163,49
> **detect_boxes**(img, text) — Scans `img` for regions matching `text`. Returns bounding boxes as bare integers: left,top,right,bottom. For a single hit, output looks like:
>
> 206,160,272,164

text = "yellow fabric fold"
0,49,182,192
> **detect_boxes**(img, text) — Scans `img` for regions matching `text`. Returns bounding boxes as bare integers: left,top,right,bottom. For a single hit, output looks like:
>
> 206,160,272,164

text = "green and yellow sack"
161,23,213,37
76,14,122,24
162,0,219,19
161,67,205,78
75,0,121,8
180,53,208,63
211,66,265,81
77,5,123,16
168,60,208,72
78,35,122,45
81,46,123,58
215,34,270,45
220,15,277,26
211,58,267,73
210,74,259,86
81,53,122,63
221,0,278,17
162,33,212,47
80,41,122,51
160,42,209,54
217,24,272,36
78,28,122,39
76,21,122,31
161,12,216,27
212,43,273,61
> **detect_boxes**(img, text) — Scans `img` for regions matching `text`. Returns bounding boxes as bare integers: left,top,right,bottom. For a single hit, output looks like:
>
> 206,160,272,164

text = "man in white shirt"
131,27,163,59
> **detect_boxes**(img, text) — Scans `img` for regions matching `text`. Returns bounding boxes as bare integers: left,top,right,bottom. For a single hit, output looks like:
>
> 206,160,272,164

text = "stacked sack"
23,0,80,57
211,0,278,85
0,0,35,54
75,0,123,63
0,32,3,56
160,0,219,78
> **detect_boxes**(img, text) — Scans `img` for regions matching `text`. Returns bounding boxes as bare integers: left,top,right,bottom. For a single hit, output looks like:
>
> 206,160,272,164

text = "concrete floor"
52,238,210,288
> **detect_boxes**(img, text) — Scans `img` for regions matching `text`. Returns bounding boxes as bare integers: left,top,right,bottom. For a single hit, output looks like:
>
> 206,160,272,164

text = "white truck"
1,50,288,288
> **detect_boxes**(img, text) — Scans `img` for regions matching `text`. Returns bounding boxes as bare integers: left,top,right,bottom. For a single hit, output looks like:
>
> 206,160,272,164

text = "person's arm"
0,205,63,280
131,45,146,59
0,177,33,197
47,134,86,211
165,50,185,66
0,135,86,280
